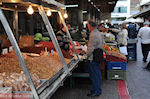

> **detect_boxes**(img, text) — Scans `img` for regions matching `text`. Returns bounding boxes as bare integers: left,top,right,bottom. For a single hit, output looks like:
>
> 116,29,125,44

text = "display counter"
0,0,79,98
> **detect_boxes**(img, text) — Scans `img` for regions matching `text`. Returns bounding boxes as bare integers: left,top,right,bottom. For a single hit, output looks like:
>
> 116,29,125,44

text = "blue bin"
107,62,126,71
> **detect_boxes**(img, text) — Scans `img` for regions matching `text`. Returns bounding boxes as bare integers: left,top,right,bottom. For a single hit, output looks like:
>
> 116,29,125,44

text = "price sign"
2,48,8,55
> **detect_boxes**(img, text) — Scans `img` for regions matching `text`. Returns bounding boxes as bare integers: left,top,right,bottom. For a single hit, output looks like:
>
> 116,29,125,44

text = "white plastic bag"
119,46,128,55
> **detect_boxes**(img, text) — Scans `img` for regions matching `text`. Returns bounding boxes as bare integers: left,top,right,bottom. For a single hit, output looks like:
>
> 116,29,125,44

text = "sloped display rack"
0,0,79,98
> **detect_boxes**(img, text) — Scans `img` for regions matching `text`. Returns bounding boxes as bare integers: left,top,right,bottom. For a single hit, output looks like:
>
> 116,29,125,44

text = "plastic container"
107,62,126,70
107,70,126,80
127,43,137,61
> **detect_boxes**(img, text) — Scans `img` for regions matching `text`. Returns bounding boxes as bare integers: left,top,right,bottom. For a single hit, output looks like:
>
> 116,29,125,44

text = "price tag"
2,48,8,55
73,41,77,46
51,50,54,56
9,46,13,52
112,67,121,69
115,75,119,78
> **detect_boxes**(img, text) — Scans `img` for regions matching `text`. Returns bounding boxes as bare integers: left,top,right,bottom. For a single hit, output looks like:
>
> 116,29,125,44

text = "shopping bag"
93,48,104,63
119,46,128,55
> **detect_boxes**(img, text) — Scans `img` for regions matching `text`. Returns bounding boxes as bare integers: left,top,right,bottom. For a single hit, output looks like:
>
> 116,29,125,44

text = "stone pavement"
51,40,150,99
51,78,119,99
126,40,150,99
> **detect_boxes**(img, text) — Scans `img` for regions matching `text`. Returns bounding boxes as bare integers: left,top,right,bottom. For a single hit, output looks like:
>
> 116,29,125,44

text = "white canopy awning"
124,18,144,23
130,7,150,18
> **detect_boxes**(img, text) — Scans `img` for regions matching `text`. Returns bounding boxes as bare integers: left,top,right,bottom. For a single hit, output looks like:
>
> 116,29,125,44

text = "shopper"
110,23,128,46
127,22,136,39
56,24,71,51
86,20,103,97
137,21,150,62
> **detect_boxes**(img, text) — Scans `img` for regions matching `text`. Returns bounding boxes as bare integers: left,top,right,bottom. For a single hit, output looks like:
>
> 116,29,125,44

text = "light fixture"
11,0,17,3
108,1,115,4
91,2,93,5
64,11,68,19
47,10,52,16
98,9,100,12
65,5,78,8
27,5,34,15
101,20,104,23
82,11,87,14
105,19,108,23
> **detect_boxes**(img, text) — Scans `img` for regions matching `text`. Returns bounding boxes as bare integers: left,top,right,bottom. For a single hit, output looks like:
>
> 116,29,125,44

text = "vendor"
56,23,71,51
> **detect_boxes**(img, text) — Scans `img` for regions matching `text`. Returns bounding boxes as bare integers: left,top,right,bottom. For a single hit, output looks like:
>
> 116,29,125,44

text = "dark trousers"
141,43,150,60
89,61,102,95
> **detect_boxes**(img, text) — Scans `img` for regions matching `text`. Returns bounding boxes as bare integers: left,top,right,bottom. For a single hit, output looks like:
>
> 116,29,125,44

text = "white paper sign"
73,41,77,46
115,75,119,78
2,48,8,55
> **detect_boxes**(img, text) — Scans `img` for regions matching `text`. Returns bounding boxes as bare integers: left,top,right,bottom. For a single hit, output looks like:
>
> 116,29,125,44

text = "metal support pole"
44,0,66,9
38,6,70,74
14,10,19,42
0,9,39,99
58,12,79,60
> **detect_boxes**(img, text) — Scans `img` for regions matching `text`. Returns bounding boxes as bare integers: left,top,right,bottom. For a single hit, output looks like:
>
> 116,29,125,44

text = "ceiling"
56,0,118,13
92,0,118,12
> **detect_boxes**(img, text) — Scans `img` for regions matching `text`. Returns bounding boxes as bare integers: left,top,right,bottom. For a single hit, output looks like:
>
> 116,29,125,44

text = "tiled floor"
51,40,150,99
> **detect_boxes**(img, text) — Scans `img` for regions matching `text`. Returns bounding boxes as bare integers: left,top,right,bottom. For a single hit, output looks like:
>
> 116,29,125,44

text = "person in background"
137,21,150,63
56,23,71,51
109,23,128,59
127,22,136,39
107,23,118,40
86,20,103,97
134,22,140,33
110,23,128,47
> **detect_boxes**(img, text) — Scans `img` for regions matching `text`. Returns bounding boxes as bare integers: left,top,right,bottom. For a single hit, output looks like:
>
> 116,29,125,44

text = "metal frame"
0,8,39,99
44,0,66,9
0,0,80,98
58,12,79,60
38,5,69,74
14,9,19,42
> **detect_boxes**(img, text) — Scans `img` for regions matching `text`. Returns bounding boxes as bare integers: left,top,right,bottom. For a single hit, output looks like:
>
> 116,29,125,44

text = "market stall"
0,0,80,98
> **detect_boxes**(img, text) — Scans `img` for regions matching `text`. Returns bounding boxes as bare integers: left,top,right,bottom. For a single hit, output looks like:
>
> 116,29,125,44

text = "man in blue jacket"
127,22,136,39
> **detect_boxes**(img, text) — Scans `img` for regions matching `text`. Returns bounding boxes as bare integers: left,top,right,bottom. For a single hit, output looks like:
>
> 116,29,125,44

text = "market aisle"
126,40,150,99
51,79,119,99
51,40,150,99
